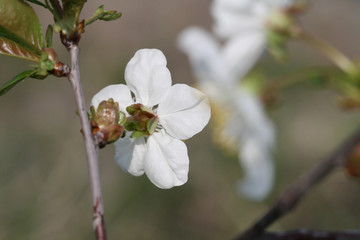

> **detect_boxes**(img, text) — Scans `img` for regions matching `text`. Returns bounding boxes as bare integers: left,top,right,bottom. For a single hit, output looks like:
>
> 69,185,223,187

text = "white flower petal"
213,13,263,39
157,84,211,140
211,0,266,38
221,31,266,81
177,27,220,81
212,0,254,10
177,27,233,85
234,89,275,147
90,84,133,112
144,131,189,189
271,0,294,8
237,138,274,201
125,49,172,107
114,136,147,176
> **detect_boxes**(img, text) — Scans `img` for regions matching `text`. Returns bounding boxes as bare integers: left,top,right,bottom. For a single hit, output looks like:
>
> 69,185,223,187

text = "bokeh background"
1,0,360,239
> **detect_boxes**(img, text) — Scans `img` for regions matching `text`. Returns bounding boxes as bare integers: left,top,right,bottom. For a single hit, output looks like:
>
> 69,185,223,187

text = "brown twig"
260,229,360,240
235,128,360,240
68,45,107,240
297,30,359,78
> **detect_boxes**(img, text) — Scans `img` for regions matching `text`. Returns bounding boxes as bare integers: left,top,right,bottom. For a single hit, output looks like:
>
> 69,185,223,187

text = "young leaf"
85,5,122,26
0,0,43,62
0,69,37,96
61,0,87,31
45,25,54,48
25,0,47,9
48,0,63,21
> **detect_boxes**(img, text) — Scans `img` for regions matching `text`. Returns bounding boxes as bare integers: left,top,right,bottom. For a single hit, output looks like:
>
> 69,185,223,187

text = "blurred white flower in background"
91,49,211,189
212,0,296,61
177,0,283,201
211,0,294,39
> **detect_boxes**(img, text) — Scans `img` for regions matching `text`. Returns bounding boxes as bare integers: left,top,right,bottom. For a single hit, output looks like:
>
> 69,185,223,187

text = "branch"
298,31,359,78
235,127,360,240
68,45,107,240
261,229,360,240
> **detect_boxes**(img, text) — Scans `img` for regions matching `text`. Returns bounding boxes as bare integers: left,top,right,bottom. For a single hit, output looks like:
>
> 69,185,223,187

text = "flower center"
125,103,159,138
211,101,238,156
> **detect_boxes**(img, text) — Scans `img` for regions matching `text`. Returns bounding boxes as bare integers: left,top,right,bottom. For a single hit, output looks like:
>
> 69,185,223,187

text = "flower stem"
68,45,107,240
298,31,359,79
266,68,326,91
262,67,337,96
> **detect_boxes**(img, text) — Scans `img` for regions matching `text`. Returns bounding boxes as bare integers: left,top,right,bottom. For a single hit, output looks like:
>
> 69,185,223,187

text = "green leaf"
61,0,87,31
48,0,63,22
85,5,122,26
24,0,47,8
0,0,43,62
0,69,37,96
45,24,53,48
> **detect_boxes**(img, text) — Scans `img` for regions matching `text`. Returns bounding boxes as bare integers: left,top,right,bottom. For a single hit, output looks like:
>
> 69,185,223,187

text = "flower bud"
266,10,299,60
94,99,120,127
89,99,125,148
267,11,294,34
37,48,70,77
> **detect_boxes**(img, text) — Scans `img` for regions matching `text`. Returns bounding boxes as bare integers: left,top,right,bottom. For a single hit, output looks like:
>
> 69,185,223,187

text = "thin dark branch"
235,128,360,240
260,229,360,240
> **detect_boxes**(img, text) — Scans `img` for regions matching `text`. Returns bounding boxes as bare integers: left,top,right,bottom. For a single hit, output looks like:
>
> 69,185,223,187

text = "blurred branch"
235,127,360,240
260,229,360,240
68,45,107,240
263,67,330,94
298,30,359,79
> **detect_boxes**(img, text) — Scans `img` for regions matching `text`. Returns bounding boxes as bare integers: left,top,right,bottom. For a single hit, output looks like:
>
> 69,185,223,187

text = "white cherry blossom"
210,0,295,69
211,0,294,39
91,49,211,189
178,25,275,201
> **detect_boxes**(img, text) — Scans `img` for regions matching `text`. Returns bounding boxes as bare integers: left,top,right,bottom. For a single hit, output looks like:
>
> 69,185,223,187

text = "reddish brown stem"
235,128,360,240
261,229,360,240
68,45,107,240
